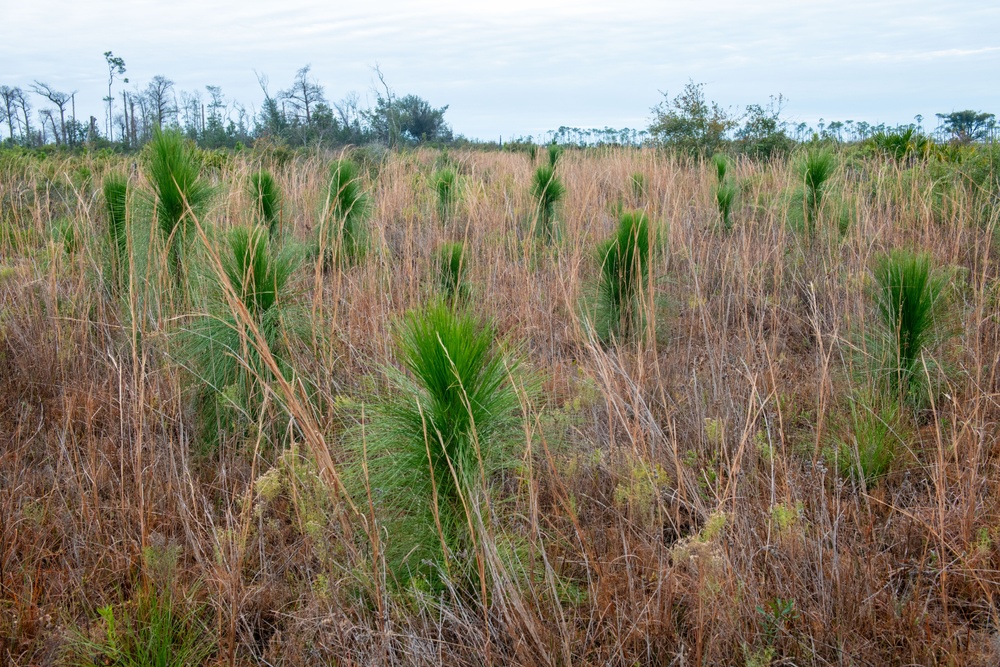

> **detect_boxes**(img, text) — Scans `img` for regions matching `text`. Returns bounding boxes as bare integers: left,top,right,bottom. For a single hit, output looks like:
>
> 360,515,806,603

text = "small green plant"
869,248,951,405
50,216,78,256
715,180,739,232
64,547,214,667
527,144,538,164
547,142,561,168
836,389,907,486
182,225,298,444
433,167,458,222
249,169,282,239
318,158,369,266
710,154,739,231
147,128,212,289
797,148,837,236
357,302,525,591
103,173,129,280
530,164,566,241
591,210,651,343
711,152,728,184
436,240,468,303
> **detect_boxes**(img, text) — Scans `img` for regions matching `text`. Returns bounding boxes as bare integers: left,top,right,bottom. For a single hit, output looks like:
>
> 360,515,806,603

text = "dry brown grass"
1,145,999,666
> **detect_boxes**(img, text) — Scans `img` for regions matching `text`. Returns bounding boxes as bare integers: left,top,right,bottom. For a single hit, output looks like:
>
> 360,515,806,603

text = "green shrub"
357,302,525,591
547,142,561,168
592,210,651,343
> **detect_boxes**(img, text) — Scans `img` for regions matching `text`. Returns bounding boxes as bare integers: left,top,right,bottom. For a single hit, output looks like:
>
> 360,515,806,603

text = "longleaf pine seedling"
147,128,212,290
103,172,129,291
317,158,369,267
798,148,836,237
530,165,565,241
249,169,282,239
436,241,468,304
869,248,950,406
183,225,298,445
547,142,561,168
358,302,524,592
592,210,651,343
434,167,458,222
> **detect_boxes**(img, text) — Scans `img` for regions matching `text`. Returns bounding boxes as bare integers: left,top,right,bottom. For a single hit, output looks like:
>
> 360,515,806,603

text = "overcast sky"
3,0,998,140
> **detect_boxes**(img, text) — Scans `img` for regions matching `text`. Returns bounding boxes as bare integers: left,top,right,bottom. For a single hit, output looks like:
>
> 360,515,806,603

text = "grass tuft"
592,210,651,343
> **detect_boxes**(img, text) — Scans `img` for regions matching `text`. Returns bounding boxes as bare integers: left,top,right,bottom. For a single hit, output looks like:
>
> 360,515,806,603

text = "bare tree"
31,81,73,145
103,51,127,141
0,86,20,141
281,65,325,125
145,76,176,129
14,88,32,143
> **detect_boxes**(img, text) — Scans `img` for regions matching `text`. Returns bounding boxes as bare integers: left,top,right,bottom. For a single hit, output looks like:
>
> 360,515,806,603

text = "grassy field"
1,138,999,665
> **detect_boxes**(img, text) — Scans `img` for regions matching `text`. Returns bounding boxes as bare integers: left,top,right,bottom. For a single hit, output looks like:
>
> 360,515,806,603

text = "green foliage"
249,169,282,238
835,389,906,486
357,302,525,591
547,142,561,168
715,180,739,232
102,172,130,293
64,547,214,667
318,158,369,266
50,216,78,256
147,128,212,287
592,210,651,343
182,226,298,444
530,165,566,240
527,144,538,164
735,96,794,161
436,241,468,303
649,80,734,156
935,110,996,144
868,127,929,163
434,167,458,221
711,153,728,183
790,148,837,237
869,248,951,405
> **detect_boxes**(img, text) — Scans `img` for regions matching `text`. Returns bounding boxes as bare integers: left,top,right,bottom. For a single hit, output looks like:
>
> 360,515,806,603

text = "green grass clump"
835,390,907,487
712,153,728,183
592,210,651,343
434,167,458,222
436,241,468,303
147,128,212,288
530,165,566,241
183,225,298,444
64,547,214,667
249,169,282,239
358,302,525,591
869,248,951,406
715,180,739,232
318,158,369,266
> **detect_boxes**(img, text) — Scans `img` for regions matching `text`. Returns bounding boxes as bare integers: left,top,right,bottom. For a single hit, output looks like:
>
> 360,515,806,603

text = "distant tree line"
0,55,454,151
644,80,997,159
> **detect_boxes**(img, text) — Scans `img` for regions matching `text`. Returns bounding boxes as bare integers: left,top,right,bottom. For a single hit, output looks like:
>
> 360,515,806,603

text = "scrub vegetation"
1,126,1000,667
